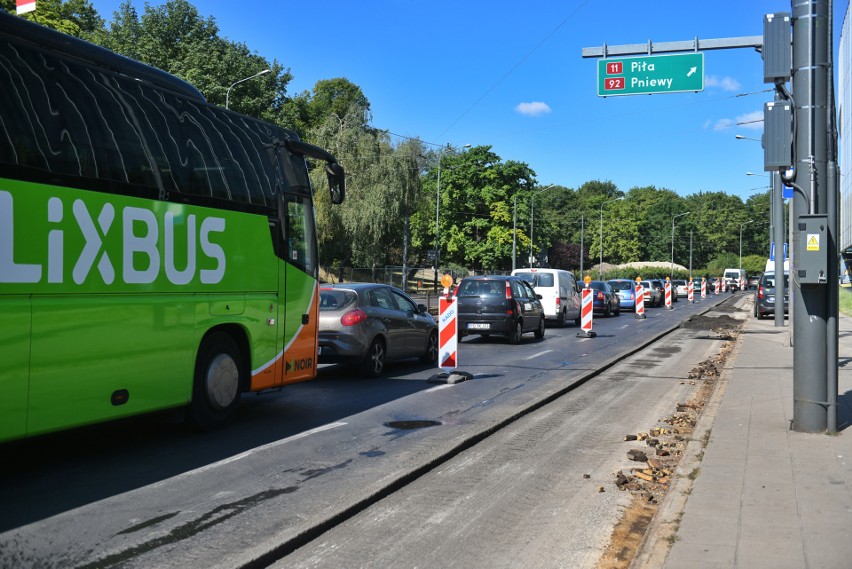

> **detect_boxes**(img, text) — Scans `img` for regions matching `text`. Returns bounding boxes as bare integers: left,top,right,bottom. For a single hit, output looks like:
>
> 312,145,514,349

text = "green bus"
0,12,345,442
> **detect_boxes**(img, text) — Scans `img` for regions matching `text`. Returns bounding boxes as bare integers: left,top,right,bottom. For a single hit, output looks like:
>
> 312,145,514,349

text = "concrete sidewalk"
640,310,852,568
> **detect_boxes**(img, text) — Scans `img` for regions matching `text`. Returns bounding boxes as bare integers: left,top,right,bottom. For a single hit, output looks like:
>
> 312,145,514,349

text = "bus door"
278,193,319,385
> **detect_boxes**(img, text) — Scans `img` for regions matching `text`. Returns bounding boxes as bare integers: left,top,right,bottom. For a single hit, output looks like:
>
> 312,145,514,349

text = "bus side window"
285,194,317,276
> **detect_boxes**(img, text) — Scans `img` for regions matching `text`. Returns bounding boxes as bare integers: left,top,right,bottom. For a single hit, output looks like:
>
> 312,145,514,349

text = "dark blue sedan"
583,280,620,317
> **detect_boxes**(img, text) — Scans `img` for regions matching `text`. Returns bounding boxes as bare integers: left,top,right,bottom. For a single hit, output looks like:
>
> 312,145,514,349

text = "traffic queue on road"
317,272,736,378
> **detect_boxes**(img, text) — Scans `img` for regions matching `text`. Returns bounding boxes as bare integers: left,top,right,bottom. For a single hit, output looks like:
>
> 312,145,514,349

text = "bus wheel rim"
206,353,239,410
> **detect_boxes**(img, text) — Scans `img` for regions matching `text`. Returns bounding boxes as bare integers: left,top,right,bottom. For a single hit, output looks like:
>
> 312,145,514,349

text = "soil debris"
596,313,744,569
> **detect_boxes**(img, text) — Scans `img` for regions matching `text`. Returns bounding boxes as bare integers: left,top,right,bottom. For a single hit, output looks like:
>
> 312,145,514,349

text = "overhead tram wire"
432,0,592,142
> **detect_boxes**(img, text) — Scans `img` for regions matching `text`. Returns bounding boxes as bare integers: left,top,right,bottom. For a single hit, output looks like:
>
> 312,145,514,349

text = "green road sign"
597,53,704,96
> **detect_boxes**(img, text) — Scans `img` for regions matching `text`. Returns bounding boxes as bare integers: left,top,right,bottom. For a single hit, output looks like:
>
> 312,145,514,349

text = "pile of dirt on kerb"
596,337,738,569
680,314,742,333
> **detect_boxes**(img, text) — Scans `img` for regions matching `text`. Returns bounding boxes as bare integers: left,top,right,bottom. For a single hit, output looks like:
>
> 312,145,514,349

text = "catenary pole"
791,0,829,432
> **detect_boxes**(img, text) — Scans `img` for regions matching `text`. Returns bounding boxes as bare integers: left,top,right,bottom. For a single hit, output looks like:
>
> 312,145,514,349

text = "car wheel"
557,309,567,328
187,331,242,431
420,330,438,364
360,337,386,377
615,303,621,316
534,317,545,340
604,303,611,317
574,314,581,326
509,320,523,345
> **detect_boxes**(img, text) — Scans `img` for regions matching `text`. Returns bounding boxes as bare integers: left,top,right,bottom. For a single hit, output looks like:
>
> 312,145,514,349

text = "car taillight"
505,281,512,300
597,291,605,300
629,292,635,300
555,297,561,307
340,308,367,326
758,286,765,300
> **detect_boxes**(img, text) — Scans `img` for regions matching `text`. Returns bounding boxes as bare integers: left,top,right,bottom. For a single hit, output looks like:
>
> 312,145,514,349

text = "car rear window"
319,289,358,311
762,274,789,288
514,272,554,287
608,281,631,291
458,280,504,297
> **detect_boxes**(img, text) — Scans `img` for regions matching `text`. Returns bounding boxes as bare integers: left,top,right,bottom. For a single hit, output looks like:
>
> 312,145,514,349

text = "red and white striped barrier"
635,281,645,319
577,285,596,337
688,279,694,303
715,280,720,294
701,279,707,299
664,280,672,309
438,297,457,369
739,277,745,291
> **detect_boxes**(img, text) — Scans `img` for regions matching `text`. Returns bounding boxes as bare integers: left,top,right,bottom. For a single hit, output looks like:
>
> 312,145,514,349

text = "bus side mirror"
326,162,345,204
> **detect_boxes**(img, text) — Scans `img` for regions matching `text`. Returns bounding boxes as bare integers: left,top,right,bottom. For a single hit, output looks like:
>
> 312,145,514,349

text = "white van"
723,268,747,291
511,268,581,327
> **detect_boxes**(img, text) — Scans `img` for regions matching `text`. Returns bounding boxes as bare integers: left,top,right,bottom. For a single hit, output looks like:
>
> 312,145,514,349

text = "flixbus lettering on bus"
1,191,226,286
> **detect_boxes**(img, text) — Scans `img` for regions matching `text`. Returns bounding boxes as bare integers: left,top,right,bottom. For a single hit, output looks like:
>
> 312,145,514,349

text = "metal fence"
319,266,510,309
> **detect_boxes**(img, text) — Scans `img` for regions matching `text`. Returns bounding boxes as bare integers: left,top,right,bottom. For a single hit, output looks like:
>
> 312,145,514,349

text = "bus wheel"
188,332,242,430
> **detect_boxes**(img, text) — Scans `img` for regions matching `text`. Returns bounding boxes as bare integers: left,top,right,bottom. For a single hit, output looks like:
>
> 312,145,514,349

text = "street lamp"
530,184,555,267
670,212,690,277
599,197,624,279
225,69,271,110
434,143,470,292
739,219,753,270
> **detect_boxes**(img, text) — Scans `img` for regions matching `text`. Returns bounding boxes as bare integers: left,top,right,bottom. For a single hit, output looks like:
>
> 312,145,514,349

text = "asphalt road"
0,292,735,568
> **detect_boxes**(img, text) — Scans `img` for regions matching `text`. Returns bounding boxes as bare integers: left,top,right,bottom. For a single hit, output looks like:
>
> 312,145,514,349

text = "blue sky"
88,0,849,200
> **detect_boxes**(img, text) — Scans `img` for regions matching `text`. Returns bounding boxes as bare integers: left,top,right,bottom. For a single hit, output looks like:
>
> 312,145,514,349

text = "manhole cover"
384,420,442,430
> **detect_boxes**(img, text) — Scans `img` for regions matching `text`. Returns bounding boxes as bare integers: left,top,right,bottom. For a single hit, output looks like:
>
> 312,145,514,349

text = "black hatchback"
455,276,545,344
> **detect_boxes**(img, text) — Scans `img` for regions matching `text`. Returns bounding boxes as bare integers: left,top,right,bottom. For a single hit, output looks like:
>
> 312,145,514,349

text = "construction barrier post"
634,277,646,320
701,278,707,299
665,277,673,310
577,277,596,338
715,279,720,295
688,278,695,303
428,274,473,385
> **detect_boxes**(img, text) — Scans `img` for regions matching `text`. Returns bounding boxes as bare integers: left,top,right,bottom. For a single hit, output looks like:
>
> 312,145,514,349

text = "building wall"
840,4,852,255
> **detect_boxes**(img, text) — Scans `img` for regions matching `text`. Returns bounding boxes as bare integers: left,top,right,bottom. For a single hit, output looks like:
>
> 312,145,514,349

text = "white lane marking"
523,350,553,360
150,422,347,486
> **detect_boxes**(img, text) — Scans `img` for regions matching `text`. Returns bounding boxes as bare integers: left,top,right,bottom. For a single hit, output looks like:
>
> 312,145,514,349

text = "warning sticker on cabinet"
806,234,820,251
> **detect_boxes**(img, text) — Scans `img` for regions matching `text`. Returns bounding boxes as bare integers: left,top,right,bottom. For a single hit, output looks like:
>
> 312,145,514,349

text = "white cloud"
705,75,742,92
515,101,552,117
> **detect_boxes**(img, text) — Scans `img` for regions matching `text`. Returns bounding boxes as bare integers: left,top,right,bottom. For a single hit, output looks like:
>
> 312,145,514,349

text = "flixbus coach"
0,13,344,442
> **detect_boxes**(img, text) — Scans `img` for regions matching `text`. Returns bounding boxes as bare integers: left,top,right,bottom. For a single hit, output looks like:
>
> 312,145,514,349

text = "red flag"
17,0,36,15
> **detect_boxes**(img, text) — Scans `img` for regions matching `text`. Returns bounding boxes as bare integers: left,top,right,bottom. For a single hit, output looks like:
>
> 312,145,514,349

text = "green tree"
388,138,427,288
1,0,105,40
423,146,536,271
284,78,371,138
684,191,749,268
624,186,688,263
102,0,292,122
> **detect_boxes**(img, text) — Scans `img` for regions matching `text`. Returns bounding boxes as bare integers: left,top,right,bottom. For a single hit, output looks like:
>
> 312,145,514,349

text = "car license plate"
468,323,490,330
768,296,775,302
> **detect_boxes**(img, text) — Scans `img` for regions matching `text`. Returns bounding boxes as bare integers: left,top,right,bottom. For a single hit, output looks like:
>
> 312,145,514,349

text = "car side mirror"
536,294,543,299
417,304,429,314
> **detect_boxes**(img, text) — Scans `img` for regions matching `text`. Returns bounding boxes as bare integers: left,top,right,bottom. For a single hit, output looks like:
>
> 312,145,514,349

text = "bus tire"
188,331,243,430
